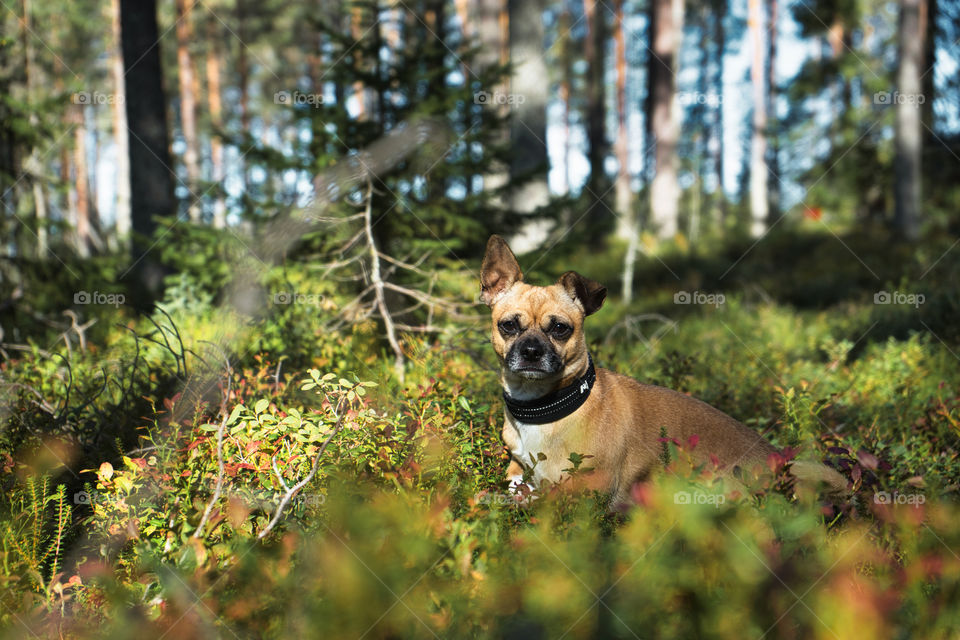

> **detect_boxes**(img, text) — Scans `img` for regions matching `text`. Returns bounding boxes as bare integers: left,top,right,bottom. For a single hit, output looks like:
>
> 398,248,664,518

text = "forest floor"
1,227,959,638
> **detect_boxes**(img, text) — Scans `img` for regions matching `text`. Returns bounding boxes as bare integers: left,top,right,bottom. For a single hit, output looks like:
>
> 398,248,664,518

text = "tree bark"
110,0,131,247
558,7,574,196
476,0,510,196
584,0,611,212
766,0,780,224
21,0,48,259
507,0,549,214
206,19,226,229
175,0,201,222
712,0,726,225
119,0,174,300
647,0,684,240
893,0,925,240
614,0,633,239
748,0,768,237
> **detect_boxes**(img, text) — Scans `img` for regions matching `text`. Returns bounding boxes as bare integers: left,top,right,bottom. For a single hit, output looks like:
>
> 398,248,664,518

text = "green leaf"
458,396,471,412
254,399,269,414
227,404,244,426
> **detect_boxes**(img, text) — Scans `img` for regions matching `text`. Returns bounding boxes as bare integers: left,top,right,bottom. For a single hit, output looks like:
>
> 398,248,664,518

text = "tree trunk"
614,0,633,239
647,0,684,241
206,19,226,229
73,107,92,258
766,0,780,224
558,7,574,196
22,0,48,259
175,0,200,222
584,0,610,212
236,0,250,196
893,0,925,240
119,0,175,300
748,0,767,237
712,0,726,226
477,0,510,196
507,0,549,214
922,0,936,143
351,4,369,121
110,0,131,247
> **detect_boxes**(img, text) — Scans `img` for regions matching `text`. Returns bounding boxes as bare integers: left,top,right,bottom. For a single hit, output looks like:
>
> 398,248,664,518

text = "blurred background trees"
1,0,959,316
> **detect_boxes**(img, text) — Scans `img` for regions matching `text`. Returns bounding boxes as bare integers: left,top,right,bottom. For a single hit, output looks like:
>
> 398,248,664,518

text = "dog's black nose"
519,340,544,361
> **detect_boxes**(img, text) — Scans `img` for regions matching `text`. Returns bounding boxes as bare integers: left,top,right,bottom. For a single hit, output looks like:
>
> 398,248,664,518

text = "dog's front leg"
505,458,526,489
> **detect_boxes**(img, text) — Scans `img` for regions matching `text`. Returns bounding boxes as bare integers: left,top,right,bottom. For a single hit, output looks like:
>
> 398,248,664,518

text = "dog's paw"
508,474,539,505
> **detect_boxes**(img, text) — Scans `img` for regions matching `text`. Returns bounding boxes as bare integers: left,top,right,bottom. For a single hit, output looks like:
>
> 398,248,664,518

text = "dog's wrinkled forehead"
491,283,582,322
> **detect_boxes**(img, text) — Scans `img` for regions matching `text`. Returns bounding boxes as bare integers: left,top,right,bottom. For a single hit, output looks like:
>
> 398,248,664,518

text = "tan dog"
480,235,847,506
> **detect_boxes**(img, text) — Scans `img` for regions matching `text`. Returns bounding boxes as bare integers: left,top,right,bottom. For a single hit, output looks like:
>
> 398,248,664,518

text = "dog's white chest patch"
508,420,561,486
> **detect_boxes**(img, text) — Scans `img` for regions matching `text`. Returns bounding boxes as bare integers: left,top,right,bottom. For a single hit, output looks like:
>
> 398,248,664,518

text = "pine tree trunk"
206,19,226,229
922,0,936,139
748,0,768,237
119,0,175,301
62,147,78,251
236,0,250,196
73,107,91,258
507,0,549,215
22,0,48,259
766,0,780,225
647,0,684,241
614,0,634,240
175,0,201,222
558,8,573,196
894,0,925,240
584,0,610,212
477,0,509,196
110,0,131,248
713,0,726,226
351,5,368,121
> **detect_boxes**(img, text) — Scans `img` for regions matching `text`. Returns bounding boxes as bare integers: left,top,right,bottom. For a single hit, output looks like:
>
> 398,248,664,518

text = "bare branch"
256,392,350,541
193,365,233,540
362,179,405,381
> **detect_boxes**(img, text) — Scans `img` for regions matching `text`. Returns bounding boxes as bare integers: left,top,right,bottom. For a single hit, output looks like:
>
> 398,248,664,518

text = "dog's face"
480,235,606,385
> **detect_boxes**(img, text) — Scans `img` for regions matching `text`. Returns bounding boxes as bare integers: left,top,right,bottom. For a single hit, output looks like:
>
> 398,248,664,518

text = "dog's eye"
498,319,520,335
549,321,572,338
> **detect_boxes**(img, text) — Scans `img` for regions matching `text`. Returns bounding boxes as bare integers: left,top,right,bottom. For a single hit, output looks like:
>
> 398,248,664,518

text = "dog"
480,235,848,507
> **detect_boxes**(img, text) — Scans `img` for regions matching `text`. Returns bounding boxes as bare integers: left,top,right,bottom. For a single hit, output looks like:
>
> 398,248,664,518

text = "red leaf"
856,449,880,471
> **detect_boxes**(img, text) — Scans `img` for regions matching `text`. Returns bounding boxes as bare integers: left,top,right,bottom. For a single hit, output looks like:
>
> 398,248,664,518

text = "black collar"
503,356,597,424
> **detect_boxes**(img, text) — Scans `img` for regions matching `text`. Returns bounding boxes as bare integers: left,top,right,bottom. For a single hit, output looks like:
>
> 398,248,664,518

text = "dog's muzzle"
506,336,563,378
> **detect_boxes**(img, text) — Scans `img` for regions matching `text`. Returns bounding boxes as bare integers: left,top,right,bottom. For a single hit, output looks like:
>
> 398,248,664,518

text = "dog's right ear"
480,235,522,306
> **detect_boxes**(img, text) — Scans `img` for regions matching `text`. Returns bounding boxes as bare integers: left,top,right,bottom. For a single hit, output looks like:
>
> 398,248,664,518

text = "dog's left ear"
480,235,523,306
559,271,607,316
